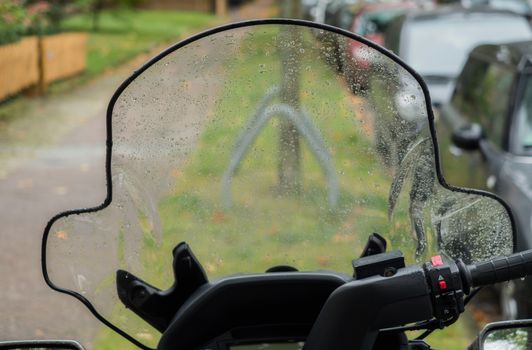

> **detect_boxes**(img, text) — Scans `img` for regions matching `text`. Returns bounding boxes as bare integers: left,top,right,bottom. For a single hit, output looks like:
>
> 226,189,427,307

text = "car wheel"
500,281,519,320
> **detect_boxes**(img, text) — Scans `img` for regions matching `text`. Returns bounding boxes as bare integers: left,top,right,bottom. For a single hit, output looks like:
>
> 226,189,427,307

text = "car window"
403,15,532,77
480,64,514,146
513,75,532,154
385,16,403,54
452,57,489,124
452,59,514,147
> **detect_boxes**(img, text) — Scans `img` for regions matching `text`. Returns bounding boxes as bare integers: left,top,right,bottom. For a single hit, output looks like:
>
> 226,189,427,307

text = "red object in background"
342,1,420,89
431,255,444,267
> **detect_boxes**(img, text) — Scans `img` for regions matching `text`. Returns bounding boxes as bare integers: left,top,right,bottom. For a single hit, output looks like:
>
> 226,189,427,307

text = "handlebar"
461,250,532,291
300,249,532,350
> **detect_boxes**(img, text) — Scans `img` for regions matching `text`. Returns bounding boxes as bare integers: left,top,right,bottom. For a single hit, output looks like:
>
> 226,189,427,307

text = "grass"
67,27,474,349
60,9,215,78
132,29,414,287
424,318,474,350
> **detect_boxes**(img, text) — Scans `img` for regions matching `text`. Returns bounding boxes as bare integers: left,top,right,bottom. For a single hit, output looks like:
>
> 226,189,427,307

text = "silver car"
385,7,532,105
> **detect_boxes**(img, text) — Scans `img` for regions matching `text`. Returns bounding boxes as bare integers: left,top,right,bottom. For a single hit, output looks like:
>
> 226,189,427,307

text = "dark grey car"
385,7,532,106
438,41,532,319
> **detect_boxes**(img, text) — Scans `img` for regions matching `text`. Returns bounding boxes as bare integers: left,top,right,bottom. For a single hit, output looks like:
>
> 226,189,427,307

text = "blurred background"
2,0,532,349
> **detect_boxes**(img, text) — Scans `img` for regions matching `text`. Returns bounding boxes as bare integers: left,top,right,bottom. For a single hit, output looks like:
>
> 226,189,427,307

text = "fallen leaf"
205,262,217,273
55,231,68,240
17,178,33,189
267,225,280,236
79,163,90,172
469,304,493,327
332,233,355,243
53,186,67,195
262,254,273,264
316,255,331,267
170,168,182,178
211,210,226,223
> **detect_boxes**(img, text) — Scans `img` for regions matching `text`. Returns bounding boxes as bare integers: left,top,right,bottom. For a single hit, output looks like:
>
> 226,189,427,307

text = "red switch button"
439,280,447,290
431,255,444,267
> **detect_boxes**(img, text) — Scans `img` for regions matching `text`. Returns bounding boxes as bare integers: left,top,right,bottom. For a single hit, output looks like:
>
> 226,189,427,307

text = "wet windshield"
43,22,514,348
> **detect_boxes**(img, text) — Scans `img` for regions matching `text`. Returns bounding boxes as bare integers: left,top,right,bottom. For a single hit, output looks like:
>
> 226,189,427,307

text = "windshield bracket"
116,242,208,333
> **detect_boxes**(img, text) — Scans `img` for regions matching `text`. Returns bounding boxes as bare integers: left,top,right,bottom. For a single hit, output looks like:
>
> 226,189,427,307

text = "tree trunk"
92,0,104,32
215,0,227,17
278,0,302,195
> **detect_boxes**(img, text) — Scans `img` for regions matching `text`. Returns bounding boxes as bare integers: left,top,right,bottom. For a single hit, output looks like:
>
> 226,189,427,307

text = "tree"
278,0,302,194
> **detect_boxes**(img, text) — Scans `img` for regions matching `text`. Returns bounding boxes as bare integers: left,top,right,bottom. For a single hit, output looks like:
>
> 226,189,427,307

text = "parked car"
385,7,532,105
340,1,419,91
437,40,532,319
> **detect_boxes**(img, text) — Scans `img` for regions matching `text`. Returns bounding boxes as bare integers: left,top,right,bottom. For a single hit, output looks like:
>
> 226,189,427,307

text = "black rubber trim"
41,18,518,350
477,319,532,349
0,340,84,350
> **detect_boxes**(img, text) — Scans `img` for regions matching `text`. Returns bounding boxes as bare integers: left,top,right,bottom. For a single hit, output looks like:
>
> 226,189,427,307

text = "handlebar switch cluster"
424,255,465,325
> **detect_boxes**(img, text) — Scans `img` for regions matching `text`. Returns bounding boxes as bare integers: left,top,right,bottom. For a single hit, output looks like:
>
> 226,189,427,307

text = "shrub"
25,0,61,35
0,1,28,44
0,0,84,44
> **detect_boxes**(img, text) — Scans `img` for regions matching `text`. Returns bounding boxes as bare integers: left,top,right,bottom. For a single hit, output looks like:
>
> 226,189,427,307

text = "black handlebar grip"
467,250,532,288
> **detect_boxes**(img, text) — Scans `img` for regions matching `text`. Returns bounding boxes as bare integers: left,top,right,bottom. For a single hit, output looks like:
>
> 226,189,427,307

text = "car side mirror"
0,340,85,350
472,320,532,350
451,123,483,151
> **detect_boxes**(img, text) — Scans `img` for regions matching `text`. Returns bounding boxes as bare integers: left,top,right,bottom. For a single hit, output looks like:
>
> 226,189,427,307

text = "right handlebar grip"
467,250,532,288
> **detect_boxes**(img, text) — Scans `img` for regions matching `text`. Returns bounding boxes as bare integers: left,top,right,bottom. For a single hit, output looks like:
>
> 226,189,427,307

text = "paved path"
0,73,117,347
0,1,274,348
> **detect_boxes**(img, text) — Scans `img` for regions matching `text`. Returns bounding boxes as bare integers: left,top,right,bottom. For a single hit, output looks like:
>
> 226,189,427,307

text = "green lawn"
61,9,215,78
424,318,474,350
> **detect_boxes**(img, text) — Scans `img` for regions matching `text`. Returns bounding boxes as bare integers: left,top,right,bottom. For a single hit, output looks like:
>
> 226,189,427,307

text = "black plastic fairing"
157,272,349,350
304,265,433,350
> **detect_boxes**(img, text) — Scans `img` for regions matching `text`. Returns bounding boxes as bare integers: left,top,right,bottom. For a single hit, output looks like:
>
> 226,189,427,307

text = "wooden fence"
0,37,39,101
0,33,87,100
40,33,88,92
